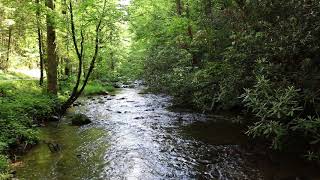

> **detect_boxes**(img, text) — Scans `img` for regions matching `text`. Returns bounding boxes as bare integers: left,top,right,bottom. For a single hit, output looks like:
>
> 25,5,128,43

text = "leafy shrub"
242,76,302,120
241,76,302,149
0,155,8,172
291,116,320,159
0,80,56,160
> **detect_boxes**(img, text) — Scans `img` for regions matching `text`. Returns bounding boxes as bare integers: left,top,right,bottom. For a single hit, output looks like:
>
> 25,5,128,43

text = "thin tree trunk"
176,0,183,15
60,1,105,113
6,27,12,70
109,31,115,71
185,3,198,66
110,51,115,70
176,0,198,67
46,0,58,94
65,58,70,76
36,0,44,86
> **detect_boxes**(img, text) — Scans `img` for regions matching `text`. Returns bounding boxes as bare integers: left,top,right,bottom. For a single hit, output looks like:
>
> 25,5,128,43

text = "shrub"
0,155,8,174
241,75,302,150
0,80,57,160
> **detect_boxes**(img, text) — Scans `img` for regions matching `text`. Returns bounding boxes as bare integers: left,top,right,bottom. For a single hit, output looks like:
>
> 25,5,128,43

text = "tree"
46,0,58,94
60,0,106,113
36,0,45,85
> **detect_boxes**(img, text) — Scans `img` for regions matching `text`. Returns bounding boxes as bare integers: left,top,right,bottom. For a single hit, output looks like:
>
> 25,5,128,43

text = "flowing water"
15,87,320,180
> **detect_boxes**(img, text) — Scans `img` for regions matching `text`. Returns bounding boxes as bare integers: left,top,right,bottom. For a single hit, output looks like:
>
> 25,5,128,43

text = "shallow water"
15,88,320,180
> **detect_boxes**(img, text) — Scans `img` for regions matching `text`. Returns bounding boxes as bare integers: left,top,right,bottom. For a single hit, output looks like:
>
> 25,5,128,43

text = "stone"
69,113,92,126
49,115,60,122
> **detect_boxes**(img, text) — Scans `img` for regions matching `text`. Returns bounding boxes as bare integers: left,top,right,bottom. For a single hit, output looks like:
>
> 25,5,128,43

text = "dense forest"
1,0,320,179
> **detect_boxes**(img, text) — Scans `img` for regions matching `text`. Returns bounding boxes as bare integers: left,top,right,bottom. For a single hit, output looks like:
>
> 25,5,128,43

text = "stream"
15,87,320,180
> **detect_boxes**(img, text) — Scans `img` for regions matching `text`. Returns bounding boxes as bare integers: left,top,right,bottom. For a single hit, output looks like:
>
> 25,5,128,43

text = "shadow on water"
15,87,320,180
181,118,320,180
181,119,248,145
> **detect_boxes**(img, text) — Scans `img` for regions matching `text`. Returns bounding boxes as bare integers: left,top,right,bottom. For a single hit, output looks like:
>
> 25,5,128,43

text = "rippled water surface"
15,87,320,180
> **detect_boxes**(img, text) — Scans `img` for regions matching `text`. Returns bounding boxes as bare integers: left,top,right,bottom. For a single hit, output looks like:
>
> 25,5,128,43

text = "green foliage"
0,71,33,80
59,78,115,97
242,76,302,120
242,76,302,149
247,121,287,150
0,155,8,173
0,80,57,156
128,0,320,159
292,117,320,146
83,81,114,96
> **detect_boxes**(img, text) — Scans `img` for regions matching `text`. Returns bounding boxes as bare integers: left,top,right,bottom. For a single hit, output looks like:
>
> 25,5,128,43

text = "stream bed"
15,87,320,180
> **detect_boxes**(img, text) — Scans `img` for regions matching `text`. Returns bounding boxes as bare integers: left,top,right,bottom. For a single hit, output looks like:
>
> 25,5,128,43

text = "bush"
0,155,8,173
241,75,302,150
0,80,57,160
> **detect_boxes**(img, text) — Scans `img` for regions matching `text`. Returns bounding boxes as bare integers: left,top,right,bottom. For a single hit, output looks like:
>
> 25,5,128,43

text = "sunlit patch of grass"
83,81,115,96
0,70,34,81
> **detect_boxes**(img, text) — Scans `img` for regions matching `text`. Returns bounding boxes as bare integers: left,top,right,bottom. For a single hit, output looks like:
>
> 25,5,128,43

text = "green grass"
0,70,34,81
83,81,115,96
59,78,115,97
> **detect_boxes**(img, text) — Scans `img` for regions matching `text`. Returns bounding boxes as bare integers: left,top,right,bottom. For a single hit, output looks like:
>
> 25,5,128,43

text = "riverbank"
0,79,57,179
0,71,115,179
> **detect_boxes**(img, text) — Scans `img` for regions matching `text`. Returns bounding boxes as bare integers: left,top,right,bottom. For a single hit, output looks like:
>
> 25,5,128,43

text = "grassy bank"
0,72,115,178
0,80,58,178
59,78,115,98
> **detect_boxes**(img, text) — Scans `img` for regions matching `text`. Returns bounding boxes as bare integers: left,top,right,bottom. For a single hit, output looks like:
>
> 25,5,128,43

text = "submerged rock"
47,143,61,153
69,113,92,126
113,83,122,88
49,115,60,122
73,102,82,107
97,91,109,96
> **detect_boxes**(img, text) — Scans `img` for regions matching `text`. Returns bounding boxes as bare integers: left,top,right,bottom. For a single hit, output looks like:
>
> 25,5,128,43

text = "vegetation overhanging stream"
14,87,320,180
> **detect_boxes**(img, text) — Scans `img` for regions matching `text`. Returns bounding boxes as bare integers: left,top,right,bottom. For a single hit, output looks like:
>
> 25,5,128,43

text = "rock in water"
47,143,61,152
70,113,92,126
49,115,60,122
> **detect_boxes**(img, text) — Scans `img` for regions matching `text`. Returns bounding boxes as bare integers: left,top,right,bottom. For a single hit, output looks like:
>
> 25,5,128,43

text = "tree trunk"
176,0,183,15
46,0,58,94
110,51,115,71
5,26,12,70
60,1,104,113
176,1,198,67
36,0,44,86
65,58,70,76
